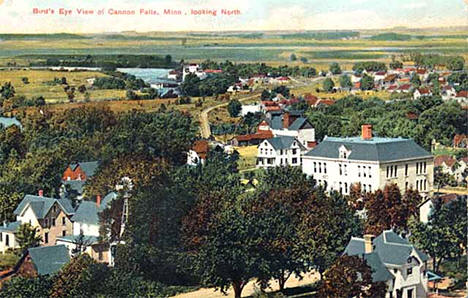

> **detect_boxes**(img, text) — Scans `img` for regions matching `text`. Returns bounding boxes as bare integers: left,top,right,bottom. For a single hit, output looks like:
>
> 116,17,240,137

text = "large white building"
344,230,429,298
302,125,434,195
256,136,306,169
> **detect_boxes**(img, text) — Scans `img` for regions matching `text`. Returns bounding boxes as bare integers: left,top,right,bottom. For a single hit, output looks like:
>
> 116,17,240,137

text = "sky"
0,0,466,33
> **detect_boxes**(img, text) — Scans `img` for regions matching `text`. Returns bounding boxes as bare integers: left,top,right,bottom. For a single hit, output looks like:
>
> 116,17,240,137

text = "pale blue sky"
0,0,466,33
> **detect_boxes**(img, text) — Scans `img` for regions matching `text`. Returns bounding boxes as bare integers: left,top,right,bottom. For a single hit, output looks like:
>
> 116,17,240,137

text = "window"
407,268,413,276
358,165,361,177
62,217,66,226
363,184,367,192
52,218,56,226
44,232,49,244
368,184,372,192
339,164,343,175
344,164,347,176
405,164,409,176
292,149,297,155
292,158,298,164
424,179,427,191
44,218,49,226
394,165,398,177
62,230,66,237
407,289,414,298
99,250,103,261
423,162,426,174
343,152,347,159
318,162,322,173
363,166,366,177
5,234,9,246
339,182,343,194
314,162,317,173
406,181,409,190
323,163,327,174
0,233,2,242
368,167,372,178
53,205,57,213
344,183,348,194
386,166,390,178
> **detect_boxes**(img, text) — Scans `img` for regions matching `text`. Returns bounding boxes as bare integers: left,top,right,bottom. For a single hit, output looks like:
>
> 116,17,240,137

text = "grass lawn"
235,145,258,171
0,69,125,103
0,252,19,271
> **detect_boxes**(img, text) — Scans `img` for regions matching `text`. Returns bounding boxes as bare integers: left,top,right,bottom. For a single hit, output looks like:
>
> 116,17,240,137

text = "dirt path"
172,271,320,298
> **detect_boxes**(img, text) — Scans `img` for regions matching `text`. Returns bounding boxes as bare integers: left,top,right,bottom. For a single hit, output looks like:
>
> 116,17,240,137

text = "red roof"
192,140,209,160
375,71,386,76
354,82,361,89
265,106,282,112
417,88,431,95
399,84,412,90
261,100,278,107
277,76,290,81
387,85,398,91
453,134,467,147
416,69,427,74
205,69,223,73
456,90,468,98
406,112,419,120
236,131,273,142
434,155,456,167
316,99,335,106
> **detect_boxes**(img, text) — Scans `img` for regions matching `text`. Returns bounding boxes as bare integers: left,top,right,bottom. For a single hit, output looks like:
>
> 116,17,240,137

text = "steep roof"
69,161,99,178
192,140,209,159
71,192,117,225
364,252,394,282
28,245,70,275
62,180,86,195
0,117,22,129
266,136,301,150
305,136,432,162
14,195,75,219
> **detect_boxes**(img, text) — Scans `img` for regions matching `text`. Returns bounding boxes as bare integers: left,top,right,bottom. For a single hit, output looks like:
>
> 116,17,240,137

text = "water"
117,68,172,84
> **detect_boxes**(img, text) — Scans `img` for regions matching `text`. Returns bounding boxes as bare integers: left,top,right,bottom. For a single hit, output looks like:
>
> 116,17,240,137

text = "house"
413,87,432,100
434,155,468,184
302,125,434,196
0,117,22,130
240,104,261,117
187,140,209,166
231,121,273,146
304,94,319,106
344,230,429,298
256,136,306,168
0,245,70,281
167,70,181,81
455,90,468,103
0,222,21,253
383,74,398,87
453,134,467,149
2,193,76,251
183,63,206,81
374,71,387,82
62,161,99,181
56,192,117,263
265,111,316,148
441,85,457,100
397,84,412,93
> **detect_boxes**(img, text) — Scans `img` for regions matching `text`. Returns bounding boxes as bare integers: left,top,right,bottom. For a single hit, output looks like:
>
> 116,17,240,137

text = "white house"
240,104,261,116
187,140,209,166
434,155,468,184
441,85,457,101
256,136,306,168
344,230,429,298
413,87,432,100
183,64,206,81
302,125,434,196
265,111,316,148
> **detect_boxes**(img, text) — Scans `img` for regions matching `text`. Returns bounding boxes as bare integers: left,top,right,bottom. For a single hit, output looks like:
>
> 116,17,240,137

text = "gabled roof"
28,245,70,275
69,161,100,178
14,195,75,219
56,235,99,245
71,192,117,225
364,252,394,282
399,84,412,90
192,140,209,159
0,221,21,233
0,117,22,129
434,155,456,167
305,136,432,162
456,90,468,98
265,136,301,150
62,180,86,195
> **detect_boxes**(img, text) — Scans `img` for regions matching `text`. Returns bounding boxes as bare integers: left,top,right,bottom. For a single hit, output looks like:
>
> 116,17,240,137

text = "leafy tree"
16,223,42,253
77,84,86,93
329,62,342,75
447,56,465,71
227,99,242,117
0,82,15,99
360,74,375,90
410,196,467,272
319,255,387,297
126,89,138,100
181,73,201,97
364,184,421,235
289,53,297,61
261,89,270,100
0,276,52,298
389,60,403,69
323,78,335,92
339,74,352,88
410,74,421,87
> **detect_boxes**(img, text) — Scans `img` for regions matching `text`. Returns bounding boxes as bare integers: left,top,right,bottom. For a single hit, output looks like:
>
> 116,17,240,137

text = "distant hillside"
0,33,89,40
369,32,412,41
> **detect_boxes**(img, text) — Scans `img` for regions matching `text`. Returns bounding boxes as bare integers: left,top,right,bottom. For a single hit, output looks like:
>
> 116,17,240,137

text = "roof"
62,180,86,195
453,134,467,147
383,74,397,82
417,88,431,95
14,195,75,219
69,161,99,178
71,192,117,225
266,113,311,131
434,155,456,167
0,221,21,233
28,245,70,275
0,117,22,129
265,136,299,150
235,131,273,142
192,140,209,159
364,252,394,282
305,136,432,162
399,84,412,90
456,90,468,98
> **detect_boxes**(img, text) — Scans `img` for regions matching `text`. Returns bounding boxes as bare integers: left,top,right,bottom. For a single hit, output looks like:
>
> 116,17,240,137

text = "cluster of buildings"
0,161,118,279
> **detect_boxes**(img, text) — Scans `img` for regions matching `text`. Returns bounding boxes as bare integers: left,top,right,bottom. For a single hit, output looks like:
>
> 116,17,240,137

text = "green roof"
71,192,117,225
266,136,303,150
62,180,86,195
14,195,75,219
28,245,70,275
364,252,394,282
69,161,100,178
305,136,432,162
56,235,99,245
0,221,21,233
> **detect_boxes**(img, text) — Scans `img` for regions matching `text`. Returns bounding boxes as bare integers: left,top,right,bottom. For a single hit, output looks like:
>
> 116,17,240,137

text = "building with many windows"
302,125,434,195
256,136,306,168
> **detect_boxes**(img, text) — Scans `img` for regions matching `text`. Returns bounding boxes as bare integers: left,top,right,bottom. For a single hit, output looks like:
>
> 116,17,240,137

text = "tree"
227,99,242,117
323,78,335,92
360,74,375,90
21,77,30,85
0,276,52,298
300,57,308,63
16,223,42,253
319,255,387,297
78,84,87,93
181,73,201,97
289,53,297,61
364,184,421,235
0,82,15,99
261,89,270,100
329,62,342,75
339,74,352,88
410,74,421,87
389,60,403,69
126,89,138,100
447,56,465,71
410,196,467,272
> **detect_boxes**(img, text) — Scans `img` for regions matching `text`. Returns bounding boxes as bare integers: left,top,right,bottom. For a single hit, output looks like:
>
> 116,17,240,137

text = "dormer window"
339,145,351,159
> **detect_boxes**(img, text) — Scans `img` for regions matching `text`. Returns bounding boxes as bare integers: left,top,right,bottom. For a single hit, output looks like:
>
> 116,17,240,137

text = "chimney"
283,112,290,129
96,195,101,207
361,124,372,140
38,189,44,197
364,234,374,253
